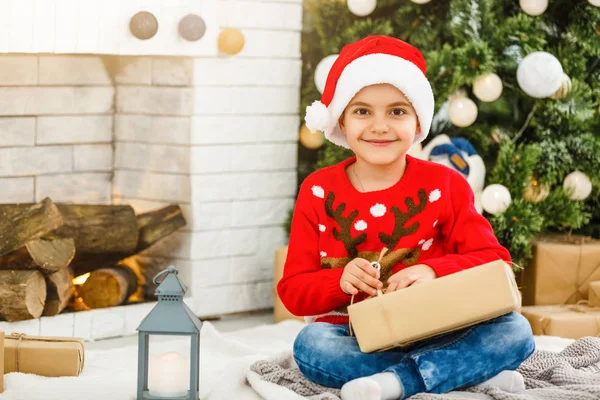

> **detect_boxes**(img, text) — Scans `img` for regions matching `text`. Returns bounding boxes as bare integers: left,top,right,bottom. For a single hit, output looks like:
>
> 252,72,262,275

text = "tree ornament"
517,51,563,98
299,124,325,149
411,0,432,4
129,11,159,40
588,0,600,6
519,0,548,16
482,184,512,215
523,177,550,203
563,171,592,200
347,0,377,17
549,73,572,100
448,95,478,128
314,54,338,94
178,14,206,42
218,28,245,55
473,73,503,102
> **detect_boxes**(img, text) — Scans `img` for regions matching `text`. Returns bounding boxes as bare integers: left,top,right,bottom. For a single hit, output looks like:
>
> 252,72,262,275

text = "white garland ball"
473,73,503,102
588,0,600,7
411,0,432,3
549,73,572,100
519,0,548,16
448,96,478,128
314,54,338,94
482,184,512,215
517,52,564,98
347,0,377,17
563,171,592,200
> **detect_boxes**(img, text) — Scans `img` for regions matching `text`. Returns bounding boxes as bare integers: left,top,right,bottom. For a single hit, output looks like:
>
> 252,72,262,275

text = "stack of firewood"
0,198,186,322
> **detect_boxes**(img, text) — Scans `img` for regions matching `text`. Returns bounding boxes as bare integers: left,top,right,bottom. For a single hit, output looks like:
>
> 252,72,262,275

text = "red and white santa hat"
305,35,435,149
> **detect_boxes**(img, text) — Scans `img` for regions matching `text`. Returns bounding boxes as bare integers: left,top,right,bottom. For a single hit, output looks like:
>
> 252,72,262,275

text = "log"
119,255,171,300
43,267,74,316
71,205,186,276
79,266,139,309
0,238,75,274
0,203,138,254
0,198,63,256
0,270,46,321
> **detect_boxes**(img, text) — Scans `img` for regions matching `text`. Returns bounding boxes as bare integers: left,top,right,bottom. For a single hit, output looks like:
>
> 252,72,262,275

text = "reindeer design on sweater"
320,189,428,300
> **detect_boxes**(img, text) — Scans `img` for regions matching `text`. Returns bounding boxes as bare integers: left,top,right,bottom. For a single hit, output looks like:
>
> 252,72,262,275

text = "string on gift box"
349,247,388,337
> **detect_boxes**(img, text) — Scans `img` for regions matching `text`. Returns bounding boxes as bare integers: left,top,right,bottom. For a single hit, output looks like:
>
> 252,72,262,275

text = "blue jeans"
293,312,535,399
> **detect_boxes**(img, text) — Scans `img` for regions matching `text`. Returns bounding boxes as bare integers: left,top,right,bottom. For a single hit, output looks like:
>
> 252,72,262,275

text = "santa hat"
305,35,435,149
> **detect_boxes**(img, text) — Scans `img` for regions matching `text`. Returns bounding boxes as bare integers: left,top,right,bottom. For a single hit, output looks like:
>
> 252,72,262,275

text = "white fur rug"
0,320,574,400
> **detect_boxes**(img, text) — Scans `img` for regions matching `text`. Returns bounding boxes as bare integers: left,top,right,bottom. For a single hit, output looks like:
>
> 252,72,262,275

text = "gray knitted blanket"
249,336,600,400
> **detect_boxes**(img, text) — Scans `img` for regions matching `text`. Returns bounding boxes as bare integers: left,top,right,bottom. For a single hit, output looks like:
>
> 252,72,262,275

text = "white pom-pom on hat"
305,100,333,132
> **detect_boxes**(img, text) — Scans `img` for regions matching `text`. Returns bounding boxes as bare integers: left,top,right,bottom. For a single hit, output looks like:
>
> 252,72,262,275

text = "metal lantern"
137,266,202,400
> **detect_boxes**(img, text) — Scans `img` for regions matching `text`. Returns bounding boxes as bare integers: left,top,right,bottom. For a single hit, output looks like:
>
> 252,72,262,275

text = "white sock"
340,372,402,400
477,370,525,392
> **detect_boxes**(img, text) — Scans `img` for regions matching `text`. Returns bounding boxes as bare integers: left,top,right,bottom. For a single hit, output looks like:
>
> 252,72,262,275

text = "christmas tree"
297,0,600,268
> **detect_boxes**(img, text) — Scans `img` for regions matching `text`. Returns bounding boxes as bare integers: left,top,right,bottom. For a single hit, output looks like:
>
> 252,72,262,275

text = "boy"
278,36,534,400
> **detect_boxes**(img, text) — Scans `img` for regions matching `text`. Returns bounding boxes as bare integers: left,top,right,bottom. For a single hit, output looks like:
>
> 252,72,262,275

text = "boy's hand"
386,264,437,293
340,258,383,296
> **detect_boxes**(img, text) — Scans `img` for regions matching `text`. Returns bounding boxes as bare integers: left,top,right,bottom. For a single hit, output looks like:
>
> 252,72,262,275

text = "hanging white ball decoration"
563,171,592,200
549,73,572,100
448,96,478,128
411,0,432,4
314,54,338,94
519,0,548,16
517,51,564,98
588,0,600,7
482,184,512,215
347,0,377,17
473,73,504,102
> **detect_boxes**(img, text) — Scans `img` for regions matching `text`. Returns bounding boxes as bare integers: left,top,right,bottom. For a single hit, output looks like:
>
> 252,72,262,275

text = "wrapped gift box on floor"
348,260,521,353
589,281,600,307
4,334,84,377
520,235,600,306
520,305,600,339
273,246,304,323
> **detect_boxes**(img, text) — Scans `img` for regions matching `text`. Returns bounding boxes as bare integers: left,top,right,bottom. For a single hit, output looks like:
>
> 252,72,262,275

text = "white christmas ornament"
519,0,548,16
347,0,377,17
482,184,512,215
448,96,478,127
473,73,503,102
517,52,564,98
314,54,338,94
549,73,572,100
411,0,432,3
563,171,592,200
588,0,600,6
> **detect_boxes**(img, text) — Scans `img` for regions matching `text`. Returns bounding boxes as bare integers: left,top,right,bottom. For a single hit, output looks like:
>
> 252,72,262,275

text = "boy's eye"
391,108,405,116
354,108,370,115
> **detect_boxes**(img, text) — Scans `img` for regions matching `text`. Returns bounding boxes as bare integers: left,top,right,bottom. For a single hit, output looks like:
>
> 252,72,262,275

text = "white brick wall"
0,0,302,324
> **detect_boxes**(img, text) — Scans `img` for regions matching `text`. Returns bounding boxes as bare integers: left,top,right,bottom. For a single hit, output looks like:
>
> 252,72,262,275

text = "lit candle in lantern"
148,352,190,398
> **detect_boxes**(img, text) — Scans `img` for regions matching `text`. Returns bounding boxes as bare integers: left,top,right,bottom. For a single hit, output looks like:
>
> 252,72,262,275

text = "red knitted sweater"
277,155,511,325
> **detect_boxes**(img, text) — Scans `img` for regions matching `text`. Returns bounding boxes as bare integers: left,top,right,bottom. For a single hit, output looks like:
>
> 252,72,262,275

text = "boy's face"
338,84,420,166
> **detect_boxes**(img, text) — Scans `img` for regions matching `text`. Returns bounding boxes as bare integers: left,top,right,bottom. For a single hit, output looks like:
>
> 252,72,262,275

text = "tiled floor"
86,309,275,350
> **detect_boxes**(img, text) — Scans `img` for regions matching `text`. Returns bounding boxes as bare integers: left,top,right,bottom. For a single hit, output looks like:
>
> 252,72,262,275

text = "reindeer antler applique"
379,189,427,250
324,192,366,259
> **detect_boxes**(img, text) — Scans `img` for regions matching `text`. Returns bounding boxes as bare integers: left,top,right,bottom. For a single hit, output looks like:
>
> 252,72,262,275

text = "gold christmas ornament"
129,11,159,40
523,177,550,203
473,73,503,102
178,14,206,42
218,28,245,55
448,95,478,128
519,0,548,16
299,124,325,149
549,73,572,100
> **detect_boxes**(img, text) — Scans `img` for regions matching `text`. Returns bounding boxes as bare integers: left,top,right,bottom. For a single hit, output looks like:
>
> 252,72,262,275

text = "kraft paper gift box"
589,281,600,307
273,246,304,323
4,333,84,377
0,331,4,393
520,304,600,339
348,260,521,353
520,235,600,306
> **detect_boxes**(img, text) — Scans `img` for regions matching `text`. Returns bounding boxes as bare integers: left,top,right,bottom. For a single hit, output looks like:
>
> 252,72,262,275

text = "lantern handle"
153,265,178,285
